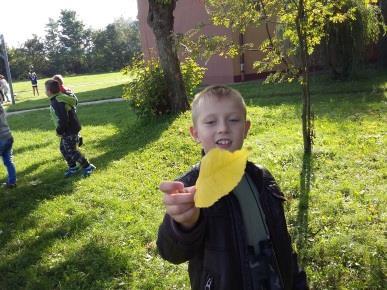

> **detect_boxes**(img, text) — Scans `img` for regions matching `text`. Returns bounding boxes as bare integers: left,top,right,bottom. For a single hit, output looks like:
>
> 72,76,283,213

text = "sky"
2,0,138,48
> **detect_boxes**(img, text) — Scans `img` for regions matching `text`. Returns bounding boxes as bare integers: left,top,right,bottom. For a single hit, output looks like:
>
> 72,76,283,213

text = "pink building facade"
137,0,270,84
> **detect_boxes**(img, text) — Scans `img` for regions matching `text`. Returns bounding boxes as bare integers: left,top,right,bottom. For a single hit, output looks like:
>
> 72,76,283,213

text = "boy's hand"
160,181,200,230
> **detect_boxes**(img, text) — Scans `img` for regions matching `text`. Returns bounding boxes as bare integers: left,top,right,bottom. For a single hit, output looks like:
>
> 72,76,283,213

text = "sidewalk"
7,98,124,116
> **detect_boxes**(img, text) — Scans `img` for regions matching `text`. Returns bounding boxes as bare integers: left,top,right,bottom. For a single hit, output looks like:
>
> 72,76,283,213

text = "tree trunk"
296,0,313,154
147,0,189,114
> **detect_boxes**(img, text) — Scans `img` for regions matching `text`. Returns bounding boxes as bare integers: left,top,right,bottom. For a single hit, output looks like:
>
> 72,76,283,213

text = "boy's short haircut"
52,74,64,85
45,79,60,94
191,85,247,124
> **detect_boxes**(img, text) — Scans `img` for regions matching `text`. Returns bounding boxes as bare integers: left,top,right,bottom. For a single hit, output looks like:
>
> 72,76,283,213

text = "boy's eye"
229,118,240,122
204,120,215,125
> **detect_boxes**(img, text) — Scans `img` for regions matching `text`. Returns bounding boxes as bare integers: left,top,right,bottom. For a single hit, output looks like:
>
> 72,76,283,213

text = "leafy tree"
91,18,141,72
147,0,189,114
6,36,47,80
57,10,92,73
8,10,141,78
23,35,48,75
203,0,385,154
44,10,91,74
45,18,64,74
122,56,205,117
323,0,386,79
6,48,29,80
380,0,387,67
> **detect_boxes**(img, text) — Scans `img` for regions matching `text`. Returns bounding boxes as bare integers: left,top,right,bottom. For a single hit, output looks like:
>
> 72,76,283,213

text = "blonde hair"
191,85,247,124
52,74,64,85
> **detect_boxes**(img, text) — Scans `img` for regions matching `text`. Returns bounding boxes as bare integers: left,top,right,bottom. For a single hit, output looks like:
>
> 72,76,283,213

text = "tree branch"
257,0,292,71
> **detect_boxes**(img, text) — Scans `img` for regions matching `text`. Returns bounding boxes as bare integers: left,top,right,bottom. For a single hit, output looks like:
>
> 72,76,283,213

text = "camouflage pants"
60,134,88,168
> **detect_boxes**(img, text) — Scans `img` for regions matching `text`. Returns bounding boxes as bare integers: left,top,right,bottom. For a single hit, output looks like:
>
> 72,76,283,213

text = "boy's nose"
217,120,229,133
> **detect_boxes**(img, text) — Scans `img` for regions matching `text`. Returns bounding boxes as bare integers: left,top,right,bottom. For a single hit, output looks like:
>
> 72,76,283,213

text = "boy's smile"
190,97,250,154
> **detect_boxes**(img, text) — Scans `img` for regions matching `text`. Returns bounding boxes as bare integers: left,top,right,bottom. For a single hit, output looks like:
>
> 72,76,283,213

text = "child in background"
157,85,308,290
53,74,73,95
0,75,11,103
45,79,95,178
52,74,81,145
28,71,39,96
0,104,16,188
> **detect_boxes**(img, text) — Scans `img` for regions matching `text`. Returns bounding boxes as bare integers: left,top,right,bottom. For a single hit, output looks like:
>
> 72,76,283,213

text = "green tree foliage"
324,0,386,79
7,10,140,79
6,48,29,81
90,19,141,72
44,18,62,74
23,35,48,73
197,0,385,153
7,35,48,80
380,0,387,67
122,56,205,117
49,10,92,74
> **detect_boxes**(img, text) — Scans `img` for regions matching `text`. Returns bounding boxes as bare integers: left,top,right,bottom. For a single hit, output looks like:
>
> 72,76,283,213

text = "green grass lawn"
6,72,129,112
0,71,386,289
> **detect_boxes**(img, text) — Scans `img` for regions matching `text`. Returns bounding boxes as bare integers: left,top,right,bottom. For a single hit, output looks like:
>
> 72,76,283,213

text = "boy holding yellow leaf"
157,86,308,290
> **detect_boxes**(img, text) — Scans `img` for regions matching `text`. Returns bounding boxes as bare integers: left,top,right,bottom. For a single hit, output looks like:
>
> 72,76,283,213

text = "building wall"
137,0,235,84
231,22,277,82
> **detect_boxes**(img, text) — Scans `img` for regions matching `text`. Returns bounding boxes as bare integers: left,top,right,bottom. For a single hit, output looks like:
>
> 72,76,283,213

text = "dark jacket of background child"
157,162,308,290
50,94,81,136
0,106,12,141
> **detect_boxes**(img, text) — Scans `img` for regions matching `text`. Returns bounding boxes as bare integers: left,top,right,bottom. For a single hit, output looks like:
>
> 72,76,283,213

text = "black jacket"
157,162,308,290
50,94,81,136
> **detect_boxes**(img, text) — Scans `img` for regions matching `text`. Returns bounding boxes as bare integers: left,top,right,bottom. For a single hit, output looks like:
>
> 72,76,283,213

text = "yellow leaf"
195,148,250,208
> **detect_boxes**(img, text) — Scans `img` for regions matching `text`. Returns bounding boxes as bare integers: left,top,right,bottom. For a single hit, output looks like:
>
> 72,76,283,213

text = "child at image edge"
0,104,16,188
157,86,308,290
45,79,95,178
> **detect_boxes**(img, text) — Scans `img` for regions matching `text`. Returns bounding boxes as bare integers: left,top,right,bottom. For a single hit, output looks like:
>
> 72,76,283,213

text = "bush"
181,57,206,97
122,56,205,117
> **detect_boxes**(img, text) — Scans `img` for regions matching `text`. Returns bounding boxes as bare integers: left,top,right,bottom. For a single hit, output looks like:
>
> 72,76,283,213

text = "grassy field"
0,71,386,289
6,72,129,112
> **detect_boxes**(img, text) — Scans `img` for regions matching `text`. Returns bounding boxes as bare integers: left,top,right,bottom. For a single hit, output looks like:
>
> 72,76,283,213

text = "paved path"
7,98,124,116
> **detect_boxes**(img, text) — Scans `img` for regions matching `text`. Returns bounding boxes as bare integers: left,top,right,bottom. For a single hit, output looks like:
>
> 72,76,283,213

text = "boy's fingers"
173,207,199,224
164,192,195,205
159,181,184,194
167,203,194,216
183,185,196,194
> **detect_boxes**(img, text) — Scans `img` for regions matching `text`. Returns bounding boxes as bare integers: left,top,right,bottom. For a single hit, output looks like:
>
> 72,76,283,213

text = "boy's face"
45,87,52,97
190,96,250,154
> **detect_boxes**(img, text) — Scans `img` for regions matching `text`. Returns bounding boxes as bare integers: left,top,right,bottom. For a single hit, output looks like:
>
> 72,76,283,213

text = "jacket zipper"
227,196,251,289
255,166,286,289
204,276,213,290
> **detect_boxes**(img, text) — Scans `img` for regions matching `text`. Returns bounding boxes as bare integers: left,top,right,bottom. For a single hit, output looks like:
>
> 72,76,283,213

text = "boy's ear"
244,120,251,138
189,126,199,142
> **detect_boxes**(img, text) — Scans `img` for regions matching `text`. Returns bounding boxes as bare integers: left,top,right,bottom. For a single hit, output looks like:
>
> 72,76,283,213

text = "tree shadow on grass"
9,101,177,173
242,70,386,123
367,248,386,289
295,152,312,251
44,241,132,289
0,214,94,290
246,89,385,121
236,69,386,106
75,84,123,100
1,102,178,270
79,102,178,172
15,157,58,179
13,141,52,155
7,84,124,113
0,162,77,260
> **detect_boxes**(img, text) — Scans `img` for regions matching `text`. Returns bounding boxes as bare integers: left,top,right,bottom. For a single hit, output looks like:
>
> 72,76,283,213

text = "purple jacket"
157,162,308,290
